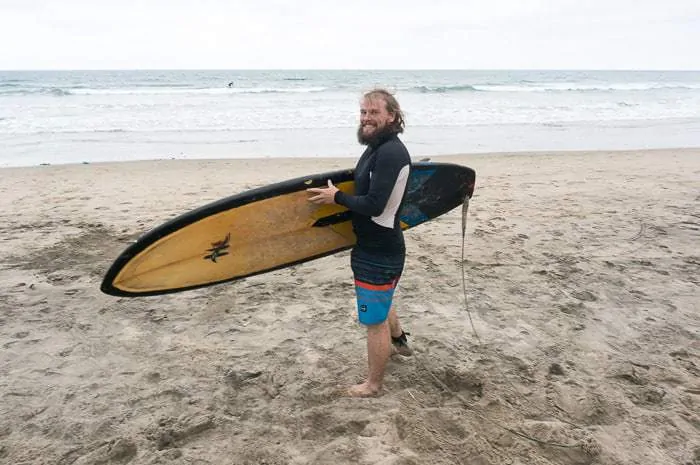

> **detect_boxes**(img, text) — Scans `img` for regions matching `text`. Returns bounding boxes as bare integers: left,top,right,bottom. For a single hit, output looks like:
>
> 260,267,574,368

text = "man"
307,88,412,397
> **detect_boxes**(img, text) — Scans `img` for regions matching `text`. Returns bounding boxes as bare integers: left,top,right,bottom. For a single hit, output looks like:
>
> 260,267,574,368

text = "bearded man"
307,88,413,397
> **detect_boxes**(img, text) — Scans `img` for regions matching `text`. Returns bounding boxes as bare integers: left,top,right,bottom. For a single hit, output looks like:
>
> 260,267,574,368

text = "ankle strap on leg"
392,330,410,345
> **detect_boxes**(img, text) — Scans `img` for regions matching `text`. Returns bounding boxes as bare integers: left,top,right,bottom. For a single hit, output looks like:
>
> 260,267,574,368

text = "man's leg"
348,320,391,397
388,307,413,356
388,307,402,338
348,249,405,396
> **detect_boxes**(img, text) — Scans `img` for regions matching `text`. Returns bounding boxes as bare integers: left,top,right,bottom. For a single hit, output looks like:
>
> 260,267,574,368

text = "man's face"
357,97,395,145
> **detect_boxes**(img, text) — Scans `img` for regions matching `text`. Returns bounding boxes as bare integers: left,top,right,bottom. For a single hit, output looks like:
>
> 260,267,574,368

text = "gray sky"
1,0,699,70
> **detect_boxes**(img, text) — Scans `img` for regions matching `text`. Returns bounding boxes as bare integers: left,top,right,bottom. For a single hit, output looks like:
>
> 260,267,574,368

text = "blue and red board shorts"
351,248,405,325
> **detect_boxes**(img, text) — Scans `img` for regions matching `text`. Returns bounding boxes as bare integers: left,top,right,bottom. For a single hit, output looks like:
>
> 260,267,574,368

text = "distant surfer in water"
227,81,234,88
308,89,413,397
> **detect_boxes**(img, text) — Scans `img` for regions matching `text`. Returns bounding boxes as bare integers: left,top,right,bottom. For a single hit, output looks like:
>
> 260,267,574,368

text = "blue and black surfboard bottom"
400,162,475,228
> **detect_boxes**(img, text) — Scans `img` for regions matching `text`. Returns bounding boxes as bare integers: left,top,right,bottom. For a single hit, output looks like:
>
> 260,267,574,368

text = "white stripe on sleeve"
371,164,410,229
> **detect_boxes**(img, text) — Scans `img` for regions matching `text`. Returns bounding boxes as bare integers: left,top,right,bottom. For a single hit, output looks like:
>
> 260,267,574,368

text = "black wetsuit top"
334,134,412,256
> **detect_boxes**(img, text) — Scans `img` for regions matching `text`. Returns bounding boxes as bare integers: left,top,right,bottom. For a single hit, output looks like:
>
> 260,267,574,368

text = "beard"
357,123,395,146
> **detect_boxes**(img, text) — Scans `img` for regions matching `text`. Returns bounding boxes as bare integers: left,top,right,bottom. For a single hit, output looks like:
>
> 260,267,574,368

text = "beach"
0,148,698,464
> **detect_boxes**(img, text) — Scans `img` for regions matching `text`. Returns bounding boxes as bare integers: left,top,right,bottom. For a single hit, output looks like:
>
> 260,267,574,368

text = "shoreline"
2,146,699,172
3,114,700,168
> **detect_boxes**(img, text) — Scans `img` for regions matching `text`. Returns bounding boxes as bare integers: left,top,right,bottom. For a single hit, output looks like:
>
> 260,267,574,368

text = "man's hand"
307,179,339,205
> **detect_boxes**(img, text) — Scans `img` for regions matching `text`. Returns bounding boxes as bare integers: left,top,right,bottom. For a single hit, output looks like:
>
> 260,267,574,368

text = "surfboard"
101,162,476,297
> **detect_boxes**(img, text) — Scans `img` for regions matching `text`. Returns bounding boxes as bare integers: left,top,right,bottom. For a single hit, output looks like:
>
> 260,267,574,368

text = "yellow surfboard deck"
112,182,355,294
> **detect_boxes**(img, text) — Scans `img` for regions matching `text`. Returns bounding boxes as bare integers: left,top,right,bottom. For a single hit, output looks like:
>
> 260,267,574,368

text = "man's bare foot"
346,381,381,397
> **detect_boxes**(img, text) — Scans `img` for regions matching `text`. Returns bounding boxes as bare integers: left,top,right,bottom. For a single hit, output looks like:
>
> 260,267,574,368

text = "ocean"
1,69,699,167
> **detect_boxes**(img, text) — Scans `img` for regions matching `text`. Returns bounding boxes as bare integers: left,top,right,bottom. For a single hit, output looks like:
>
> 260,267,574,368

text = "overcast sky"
1,0,699,70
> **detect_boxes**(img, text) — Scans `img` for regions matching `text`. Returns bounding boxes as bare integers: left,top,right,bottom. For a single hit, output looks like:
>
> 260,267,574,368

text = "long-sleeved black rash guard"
334,134,411,256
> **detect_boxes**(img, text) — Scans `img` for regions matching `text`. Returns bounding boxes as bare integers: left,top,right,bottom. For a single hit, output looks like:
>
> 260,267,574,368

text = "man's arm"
334,148,408,217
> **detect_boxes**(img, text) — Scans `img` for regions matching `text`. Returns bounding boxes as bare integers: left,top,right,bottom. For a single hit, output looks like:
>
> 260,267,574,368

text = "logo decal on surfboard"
204,233,231,263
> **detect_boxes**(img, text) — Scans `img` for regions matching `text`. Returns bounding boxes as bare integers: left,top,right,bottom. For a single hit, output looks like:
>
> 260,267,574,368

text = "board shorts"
350,247,405,325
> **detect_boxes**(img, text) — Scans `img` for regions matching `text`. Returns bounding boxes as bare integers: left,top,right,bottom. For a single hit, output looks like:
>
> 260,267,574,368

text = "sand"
0,149,698,465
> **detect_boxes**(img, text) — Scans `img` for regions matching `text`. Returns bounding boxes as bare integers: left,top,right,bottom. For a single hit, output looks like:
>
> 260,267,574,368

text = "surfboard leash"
460,196,481,344
436,192,596,452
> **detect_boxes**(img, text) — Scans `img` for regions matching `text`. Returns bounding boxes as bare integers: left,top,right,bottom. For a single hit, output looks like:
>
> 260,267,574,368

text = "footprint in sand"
571,290,598,302
71,438,138,465
434,365,485,399
300,410,369,440
147,415,216,451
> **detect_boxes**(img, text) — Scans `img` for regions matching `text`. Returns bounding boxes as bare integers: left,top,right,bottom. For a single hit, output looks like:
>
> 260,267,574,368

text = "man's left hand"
307,179,339,205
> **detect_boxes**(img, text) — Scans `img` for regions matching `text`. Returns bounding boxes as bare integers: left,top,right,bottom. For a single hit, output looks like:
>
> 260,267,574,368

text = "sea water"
1,69,699,167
